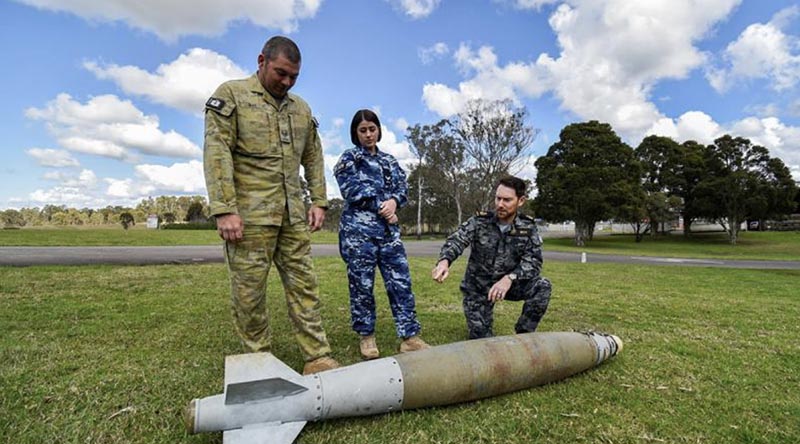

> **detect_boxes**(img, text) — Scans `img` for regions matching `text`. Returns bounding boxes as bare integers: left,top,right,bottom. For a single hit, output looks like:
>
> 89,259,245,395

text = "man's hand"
378,199,397,219
308,205,326,232
386,213,398,225
432,259,450,283
215,214,243,242
488,275,513,302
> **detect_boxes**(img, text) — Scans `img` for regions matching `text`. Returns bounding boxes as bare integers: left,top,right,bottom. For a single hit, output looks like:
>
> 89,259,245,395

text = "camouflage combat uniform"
203,73,332,361
334,146,421,338
438,212,552,339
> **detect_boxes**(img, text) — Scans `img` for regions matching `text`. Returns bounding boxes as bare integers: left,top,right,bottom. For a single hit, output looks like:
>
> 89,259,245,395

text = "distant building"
146,214,159,229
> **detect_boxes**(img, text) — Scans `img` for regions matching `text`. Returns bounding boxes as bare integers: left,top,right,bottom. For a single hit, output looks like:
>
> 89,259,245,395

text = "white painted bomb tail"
185,332,623,444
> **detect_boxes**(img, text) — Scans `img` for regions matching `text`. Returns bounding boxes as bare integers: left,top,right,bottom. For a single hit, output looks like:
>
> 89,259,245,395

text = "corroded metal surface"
396,332,603,410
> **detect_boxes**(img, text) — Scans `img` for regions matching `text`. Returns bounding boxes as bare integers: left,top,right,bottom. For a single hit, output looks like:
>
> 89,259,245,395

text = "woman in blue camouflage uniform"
334,109,429,360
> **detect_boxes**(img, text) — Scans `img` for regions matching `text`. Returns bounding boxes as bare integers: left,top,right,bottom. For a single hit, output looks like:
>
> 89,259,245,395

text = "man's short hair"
497,175,527,198
262,36,301,63
350,109,382,146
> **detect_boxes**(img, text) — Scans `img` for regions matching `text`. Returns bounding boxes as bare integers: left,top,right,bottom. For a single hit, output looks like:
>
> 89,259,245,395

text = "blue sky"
2,0,799,209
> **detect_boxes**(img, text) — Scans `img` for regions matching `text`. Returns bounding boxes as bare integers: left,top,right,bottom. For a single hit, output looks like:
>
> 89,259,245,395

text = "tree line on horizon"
333,99,797,246
3,99,798,245
0,195,209,229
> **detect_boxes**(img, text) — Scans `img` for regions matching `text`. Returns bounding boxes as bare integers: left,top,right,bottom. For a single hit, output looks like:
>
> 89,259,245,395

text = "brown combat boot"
359,335,380,360
399,335,430,353
302,356,341,375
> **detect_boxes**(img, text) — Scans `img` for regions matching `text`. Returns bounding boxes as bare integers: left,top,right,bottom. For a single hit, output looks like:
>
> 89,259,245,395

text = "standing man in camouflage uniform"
203,36,339,375
432,176,552,339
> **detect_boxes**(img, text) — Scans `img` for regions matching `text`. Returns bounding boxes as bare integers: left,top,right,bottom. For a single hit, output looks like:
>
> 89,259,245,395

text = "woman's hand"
378,199,397,219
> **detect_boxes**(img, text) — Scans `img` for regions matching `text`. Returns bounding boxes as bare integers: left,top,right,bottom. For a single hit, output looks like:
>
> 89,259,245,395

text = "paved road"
2,242,799,269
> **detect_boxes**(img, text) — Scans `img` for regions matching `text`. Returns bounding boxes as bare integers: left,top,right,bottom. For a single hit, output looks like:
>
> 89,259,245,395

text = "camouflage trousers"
339,229,421,338
462,277,552,340
224,218,332,361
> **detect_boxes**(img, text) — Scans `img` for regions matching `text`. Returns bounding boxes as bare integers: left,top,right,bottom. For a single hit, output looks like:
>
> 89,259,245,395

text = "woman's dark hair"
497,175,527,198
350,109,382,146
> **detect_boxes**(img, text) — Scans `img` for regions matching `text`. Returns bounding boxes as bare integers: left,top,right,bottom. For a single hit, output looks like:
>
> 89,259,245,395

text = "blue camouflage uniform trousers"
462,277,552,339
339,225,421,338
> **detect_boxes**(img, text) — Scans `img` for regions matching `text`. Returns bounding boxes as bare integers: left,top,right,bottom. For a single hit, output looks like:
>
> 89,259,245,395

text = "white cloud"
422,0,741,141
788,99,800,117
27,168,105,207
134,160,205,193
730,117,800,173
645,112,800,180
646,111,724,145
26,148,80,167
26,93,201,161
379,125,415,170
707,6,800,93
104,177,155,199
418,42,449,64
394,117,410,132
320,119,349,200
29,187,99,207
744,103,781,118
502,0,560,9
24,159,206,207
85,48,248,114
15,0,322,41
388,0,441,19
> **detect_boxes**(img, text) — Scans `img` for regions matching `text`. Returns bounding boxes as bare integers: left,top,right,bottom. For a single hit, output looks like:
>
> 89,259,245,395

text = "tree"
120,212,135,230
697,135,797,244
673,141,708,236
407,119,469,233
162,212,177,224
611,184,649,242
534,121,640,246
635,135,684,236
321,198,344,232
185,202,207,223
1,209,26,228
406,123,430,239
450,99,536,210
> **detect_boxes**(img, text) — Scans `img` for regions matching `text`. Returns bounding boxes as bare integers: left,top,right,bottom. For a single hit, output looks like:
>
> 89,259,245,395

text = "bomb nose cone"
610,335,623,354
184,399,197,434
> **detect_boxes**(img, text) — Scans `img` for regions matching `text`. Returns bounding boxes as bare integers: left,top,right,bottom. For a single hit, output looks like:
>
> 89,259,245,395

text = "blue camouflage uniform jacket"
438,212,544,290
334,146,408,237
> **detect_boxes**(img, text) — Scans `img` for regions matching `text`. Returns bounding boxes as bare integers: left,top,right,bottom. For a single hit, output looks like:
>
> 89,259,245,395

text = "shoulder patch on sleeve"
205,96,235,117
206,97,225,111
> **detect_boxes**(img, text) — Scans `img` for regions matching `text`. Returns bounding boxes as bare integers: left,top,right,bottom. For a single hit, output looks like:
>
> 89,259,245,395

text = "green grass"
2,259,798,443
0,226,340,246
545,230,800,261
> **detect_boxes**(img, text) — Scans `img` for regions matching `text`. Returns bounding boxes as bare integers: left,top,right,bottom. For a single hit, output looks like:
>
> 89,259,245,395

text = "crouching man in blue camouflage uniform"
203,36,339,375
334,109,429,360
432,176,552,339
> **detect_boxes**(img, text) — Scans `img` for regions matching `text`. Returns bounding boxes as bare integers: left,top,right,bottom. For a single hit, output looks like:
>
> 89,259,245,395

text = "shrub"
161,221,216,230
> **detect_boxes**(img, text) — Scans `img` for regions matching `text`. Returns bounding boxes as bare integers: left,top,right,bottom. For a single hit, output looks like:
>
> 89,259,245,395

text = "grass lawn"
1,259,798,443
545,231,800,261
0,226,339,246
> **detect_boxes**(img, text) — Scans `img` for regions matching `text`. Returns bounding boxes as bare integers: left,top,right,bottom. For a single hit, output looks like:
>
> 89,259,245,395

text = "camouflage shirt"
203,73,327,226
439,212,544,288
334,146,408,238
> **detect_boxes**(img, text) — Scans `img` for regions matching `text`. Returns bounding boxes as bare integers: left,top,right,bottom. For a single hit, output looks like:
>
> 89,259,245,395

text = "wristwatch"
507,273,517,282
